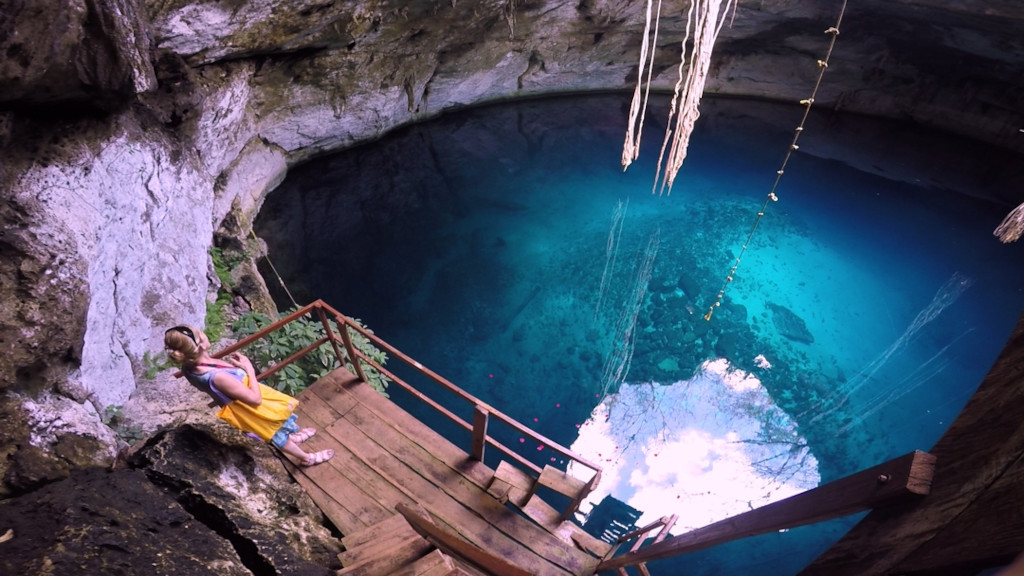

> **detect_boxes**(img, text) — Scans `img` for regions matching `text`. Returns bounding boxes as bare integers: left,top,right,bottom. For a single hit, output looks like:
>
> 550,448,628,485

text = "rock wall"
0,0,1021,494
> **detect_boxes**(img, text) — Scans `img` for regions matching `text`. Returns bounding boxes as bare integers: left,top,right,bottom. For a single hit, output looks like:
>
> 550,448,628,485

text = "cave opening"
253,93,1024,575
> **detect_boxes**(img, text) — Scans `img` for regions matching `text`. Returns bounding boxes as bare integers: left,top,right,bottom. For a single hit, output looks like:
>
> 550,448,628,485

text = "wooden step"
534,465,591,523
342,512,411,550
489,461,534,506
391,548,464,576
336,530,433,576
488,460,609,558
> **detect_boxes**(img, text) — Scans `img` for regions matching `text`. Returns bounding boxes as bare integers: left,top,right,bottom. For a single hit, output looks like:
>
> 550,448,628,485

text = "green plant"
205,246,241,342
142,350,175,379
232,307,390,397
102,404,146,445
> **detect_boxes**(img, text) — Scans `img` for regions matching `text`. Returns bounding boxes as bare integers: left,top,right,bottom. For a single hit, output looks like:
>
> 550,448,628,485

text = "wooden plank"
491,461,610,556
342,513,411,550
302,392,420,509
339,529,426,567
536,465,588,501
567,524,613,558
487,476,514,504
318,371,494,488
336,532,433,576
324,406,592,576
285,461,367,535
493,461,533,506
535,465,590,521
600,450,936,572
522,493,563,531
334,398,597,574
295,370,597,575
397,502,536,576
392,549,452,576
803,314,1024,575
283,391,394,533
472,405,489,462
324,415,576,576
292,391,404,529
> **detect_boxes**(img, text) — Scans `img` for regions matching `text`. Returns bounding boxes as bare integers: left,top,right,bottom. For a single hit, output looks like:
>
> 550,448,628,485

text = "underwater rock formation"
768,302,815,344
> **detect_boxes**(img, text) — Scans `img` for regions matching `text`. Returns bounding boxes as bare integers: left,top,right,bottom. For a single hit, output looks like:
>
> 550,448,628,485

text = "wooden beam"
802,312,1024,575
395,502,538,576
598,450,935,572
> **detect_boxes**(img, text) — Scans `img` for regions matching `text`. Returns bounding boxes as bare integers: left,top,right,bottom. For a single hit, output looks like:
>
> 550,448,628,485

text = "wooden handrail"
616,515,678,548
597,450,936,572
181,299,603,515
314,301,603,480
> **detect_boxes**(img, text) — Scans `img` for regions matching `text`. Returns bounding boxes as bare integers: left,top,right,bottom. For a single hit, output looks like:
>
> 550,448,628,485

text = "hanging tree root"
994,201,1024,243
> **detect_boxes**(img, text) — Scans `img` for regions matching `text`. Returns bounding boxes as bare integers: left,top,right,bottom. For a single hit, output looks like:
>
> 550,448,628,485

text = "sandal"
290,428,317,444
302,449,334,467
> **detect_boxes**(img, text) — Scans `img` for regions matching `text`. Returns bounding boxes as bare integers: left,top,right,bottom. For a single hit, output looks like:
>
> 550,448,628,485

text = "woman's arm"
212,352,263,406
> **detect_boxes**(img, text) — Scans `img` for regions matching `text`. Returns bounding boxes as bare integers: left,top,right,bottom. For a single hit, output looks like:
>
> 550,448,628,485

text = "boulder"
0,423,342,575
767,302,814,344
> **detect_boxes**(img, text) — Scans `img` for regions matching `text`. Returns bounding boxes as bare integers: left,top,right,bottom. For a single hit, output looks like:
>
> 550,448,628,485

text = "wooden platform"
282,368,602,576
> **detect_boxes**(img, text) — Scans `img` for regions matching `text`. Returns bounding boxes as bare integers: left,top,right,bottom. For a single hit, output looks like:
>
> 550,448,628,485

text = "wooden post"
472,405,489,462
315,306,348,372
335,313,369,383
597,450,936,572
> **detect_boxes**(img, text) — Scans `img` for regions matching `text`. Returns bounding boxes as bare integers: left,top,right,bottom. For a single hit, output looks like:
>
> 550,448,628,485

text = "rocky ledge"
0,424,341,574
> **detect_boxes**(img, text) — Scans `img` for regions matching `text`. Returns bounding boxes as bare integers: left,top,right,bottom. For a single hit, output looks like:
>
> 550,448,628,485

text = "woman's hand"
226,352,255,372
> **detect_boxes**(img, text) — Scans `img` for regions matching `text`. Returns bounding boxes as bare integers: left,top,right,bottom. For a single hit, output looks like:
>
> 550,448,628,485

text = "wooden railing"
596,450,936,573
212,299,603,509
204,301,941,574
603,515,678,576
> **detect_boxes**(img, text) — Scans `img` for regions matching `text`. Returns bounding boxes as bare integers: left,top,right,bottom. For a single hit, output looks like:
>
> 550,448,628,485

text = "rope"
248,228,300,309
704,0,848,321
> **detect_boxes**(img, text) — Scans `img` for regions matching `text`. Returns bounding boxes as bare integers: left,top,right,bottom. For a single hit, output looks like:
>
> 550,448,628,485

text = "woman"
164,324,333,467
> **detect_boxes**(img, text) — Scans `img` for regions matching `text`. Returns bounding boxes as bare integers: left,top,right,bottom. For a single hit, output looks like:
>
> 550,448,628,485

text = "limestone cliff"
0,0,1021,509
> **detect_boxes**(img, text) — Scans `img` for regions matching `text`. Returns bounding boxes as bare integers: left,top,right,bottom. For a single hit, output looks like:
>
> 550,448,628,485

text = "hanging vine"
622,0,737,195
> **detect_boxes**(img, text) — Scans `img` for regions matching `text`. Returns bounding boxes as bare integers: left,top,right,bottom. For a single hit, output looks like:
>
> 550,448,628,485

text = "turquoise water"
256,95,1024,574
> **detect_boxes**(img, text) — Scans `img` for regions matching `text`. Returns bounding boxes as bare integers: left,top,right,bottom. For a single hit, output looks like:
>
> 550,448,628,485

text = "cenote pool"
255,95,1024,575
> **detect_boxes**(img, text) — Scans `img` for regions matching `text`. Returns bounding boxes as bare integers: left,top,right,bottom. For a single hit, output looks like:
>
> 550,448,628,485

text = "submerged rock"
767,302,815,344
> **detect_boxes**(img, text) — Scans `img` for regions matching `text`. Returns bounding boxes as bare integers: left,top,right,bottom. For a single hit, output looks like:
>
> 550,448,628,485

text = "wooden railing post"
333,311,368,383
472,405,489,462
315,304,348,369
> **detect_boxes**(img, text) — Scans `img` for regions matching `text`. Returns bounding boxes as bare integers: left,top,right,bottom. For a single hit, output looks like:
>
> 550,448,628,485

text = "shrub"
232,307,390,397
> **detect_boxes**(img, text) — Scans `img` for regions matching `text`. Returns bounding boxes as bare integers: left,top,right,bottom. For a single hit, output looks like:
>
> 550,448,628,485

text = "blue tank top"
184,365,241,407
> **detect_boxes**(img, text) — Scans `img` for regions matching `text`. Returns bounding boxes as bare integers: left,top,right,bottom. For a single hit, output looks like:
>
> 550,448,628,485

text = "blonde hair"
164,324,205,366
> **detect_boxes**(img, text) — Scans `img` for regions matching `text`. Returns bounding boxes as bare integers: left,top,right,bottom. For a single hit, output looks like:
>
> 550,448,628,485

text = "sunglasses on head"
166,325,197,345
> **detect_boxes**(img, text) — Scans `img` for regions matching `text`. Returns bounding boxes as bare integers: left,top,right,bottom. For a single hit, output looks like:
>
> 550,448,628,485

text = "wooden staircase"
287,369,602,576
337,512,476,576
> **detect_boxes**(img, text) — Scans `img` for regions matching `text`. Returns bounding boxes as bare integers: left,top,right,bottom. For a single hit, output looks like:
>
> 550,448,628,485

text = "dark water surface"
256,95,1024,574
